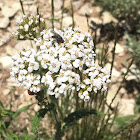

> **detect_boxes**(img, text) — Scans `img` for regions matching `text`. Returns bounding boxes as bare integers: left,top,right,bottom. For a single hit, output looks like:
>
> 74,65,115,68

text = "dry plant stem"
51,0,54,30
37,7,41,32
60,0,65,29
114,116,140,138
71,1,75,29
109,58,134,107
110,24,118,79
19,0,25,15
85,14,90,31
53,109,62,140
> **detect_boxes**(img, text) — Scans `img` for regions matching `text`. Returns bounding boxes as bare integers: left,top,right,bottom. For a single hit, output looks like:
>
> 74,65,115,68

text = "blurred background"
0,0,140,137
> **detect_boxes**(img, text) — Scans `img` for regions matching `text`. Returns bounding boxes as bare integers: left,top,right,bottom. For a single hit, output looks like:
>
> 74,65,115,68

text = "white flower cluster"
14,14,45,39
11,27,111,101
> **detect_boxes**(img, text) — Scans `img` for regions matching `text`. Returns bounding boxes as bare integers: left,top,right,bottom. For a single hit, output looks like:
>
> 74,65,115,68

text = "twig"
51,0,54,30
71,1,75,29
19,0,25,15
60,0,65,29
109,58,134,107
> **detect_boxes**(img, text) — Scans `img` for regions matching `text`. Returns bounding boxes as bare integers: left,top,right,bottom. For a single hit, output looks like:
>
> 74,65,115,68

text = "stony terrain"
0,0,139,133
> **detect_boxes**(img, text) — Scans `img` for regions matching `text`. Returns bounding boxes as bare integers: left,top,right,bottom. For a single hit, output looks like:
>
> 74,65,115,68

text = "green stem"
19,0,25,15
110,24,118,79
51,0,54,30
37,7,41,32
109,58,134,107
53,109,62,140
71,1,75,29
60,0,65,29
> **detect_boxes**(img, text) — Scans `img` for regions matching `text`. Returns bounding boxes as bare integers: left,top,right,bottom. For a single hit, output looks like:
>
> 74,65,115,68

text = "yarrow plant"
13,14,46,40
9,12,120,140
11,23,111,102
6,0,139,139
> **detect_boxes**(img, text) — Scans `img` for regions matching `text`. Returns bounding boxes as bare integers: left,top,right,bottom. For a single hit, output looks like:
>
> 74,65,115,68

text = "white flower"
11,26,111,102
73,59,83,70
84,96,90,102
41,74,53,85
49,59,60,73
24,24,29,32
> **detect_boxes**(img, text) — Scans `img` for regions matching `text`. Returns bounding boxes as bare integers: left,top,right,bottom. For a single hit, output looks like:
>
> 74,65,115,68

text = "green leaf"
62,109,97,129
32,107,52,134
12,102,36,119
115,115,135,128
49,134,55,140
7,131,18,140
18,134,35,140
1,109,14,117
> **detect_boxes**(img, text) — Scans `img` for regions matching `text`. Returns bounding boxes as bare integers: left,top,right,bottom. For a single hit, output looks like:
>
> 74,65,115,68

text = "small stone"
15,40,36,51
0,55,12,69
63,16,72,27
108,42,125,54
2,89,10,96
0,33,11,46
49,0,62,10
24,0,37,4
74,15,88,32
34,104,40,112
73,1,83,11
107,84,120,106
2,5,19,18
5,45,16,56
101,12,118,24
112,68,121,78
92,6,102,17
0,17,10,29
91,17,102,24
64,0,71,7
118,99,135,116
7,78,19,87
78,3,93,16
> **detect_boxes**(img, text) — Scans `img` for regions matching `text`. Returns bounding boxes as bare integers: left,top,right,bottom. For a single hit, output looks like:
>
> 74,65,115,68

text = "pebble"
108,42,125,54
78,3,93,16
2,4,20,18
0,33,11,46
63,16,72,27
73,1,83,11
118,99,135,116
5,45,16,56
2,88,10,96
0,55,12,69
15,40,36,51
101,12,118,24
74,15,88,32
49,0,62,10
34,104,40,112
0,17,10,29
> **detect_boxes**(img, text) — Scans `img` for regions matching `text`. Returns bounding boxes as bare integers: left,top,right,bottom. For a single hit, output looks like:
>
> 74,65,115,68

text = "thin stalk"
85,14,90,31
60,0,65,29
110,24,118,79
114,116,140,138
37,7,41,32
51,0,54,30
71,1,75,29
52,100,62,140
53,109,62,140
19,0,25,15
75,90,79,139
109,58,134,107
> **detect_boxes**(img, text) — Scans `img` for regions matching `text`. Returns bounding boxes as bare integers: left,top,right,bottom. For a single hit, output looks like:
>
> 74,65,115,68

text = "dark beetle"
51,30,64,43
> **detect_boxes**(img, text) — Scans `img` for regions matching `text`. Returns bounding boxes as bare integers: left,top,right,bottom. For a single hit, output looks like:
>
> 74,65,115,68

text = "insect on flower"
28,90,35,95
51,30,64,43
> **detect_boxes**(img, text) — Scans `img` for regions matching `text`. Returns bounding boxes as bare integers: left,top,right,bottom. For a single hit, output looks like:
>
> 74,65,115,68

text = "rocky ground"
0,0,139,134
